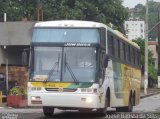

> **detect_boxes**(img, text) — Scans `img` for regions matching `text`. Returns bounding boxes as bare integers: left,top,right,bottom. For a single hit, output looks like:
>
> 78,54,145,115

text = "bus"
27,20,141,117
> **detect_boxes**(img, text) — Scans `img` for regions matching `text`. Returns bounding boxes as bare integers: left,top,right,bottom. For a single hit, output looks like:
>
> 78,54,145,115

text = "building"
124,18,145,40
0,21,35,65
0,21,36,95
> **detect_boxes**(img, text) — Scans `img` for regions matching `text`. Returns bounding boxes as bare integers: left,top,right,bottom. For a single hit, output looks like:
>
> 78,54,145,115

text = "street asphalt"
1,88,160,109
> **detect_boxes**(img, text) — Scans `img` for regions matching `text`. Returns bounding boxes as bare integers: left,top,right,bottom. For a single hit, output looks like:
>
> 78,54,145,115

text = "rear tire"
43,106,54,117
116,94,133,112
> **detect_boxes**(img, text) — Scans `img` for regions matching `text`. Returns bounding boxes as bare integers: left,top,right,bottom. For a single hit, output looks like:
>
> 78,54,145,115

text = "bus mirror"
104,55,109,68
22,51,28,66
100,27,106,48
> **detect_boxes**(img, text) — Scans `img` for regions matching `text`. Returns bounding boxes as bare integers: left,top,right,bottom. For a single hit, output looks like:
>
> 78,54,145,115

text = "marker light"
31,96,42,104
31,96,40,100
31,96,36,100
80,88,98,93
81,97,93,103
86,97,93,103
31,87,42,91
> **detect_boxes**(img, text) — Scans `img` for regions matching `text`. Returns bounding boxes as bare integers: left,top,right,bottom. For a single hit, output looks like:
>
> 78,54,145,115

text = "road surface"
1,93,160,119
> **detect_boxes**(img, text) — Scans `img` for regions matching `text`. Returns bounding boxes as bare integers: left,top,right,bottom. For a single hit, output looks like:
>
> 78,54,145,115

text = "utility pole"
158,10,160,75
158,10,160,44
37,0,43,21
6,59,8,96
158,9,160,88
144,0,149,95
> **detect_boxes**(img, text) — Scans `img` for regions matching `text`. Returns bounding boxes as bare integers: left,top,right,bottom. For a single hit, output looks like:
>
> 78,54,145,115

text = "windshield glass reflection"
31,47,97,82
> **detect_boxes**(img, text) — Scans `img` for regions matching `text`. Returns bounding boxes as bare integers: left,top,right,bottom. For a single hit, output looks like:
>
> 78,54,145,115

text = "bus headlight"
80,88,98,93
31,96,42,104
81,97,93,103
86,97,92,103
31,87,42,91
31,96,36,100
31,96,41,100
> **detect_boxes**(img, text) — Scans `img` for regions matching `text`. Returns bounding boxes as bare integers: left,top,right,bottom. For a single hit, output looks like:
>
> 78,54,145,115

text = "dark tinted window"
120,41,124,60
114,39,119,58
123,42,126,61
108,35,114,55
117,39,120,58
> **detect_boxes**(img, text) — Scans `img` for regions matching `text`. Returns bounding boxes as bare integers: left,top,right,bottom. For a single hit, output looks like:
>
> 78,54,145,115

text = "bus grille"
45,88,77,92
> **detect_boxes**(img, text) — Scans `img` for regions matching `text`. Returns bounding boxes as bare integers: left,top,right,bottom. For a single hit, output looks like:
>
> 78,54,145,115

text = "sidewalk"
140,88,160,98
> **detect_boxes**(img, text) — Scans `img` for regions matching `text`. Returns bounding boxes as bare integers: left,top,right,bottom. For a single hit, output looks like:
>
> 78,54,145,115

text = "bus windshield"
32,28,100,43
31,47,97,83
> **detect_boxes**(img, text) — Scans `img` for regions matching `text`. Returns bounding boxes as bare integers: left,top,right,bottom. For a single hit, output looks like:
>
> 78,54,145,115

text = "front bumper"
28,92,100,109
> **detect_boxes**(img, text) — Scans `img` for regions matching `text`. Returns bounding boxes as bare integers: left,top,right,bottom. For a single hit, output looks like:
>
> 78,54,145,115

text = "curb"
140,91,160,99
0,106,12,109
0,106,41,109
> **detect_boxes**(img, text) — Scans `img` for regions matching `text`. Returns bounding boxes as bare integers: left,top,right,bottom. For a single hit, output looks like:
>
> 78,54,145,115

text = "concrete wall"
0,22,35,45
0,22,35,65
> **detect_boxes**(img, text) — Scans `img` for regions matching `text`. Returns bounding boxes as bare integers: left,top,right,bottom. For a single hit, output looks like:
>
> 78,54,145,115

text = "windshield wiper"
45,54,60,82
64,54,79,84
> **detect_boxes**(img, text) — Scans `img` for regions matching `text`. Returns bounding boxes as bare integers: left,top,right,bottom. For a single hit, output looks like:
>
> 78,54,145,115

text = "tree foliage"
0,0,128,31
133,38,157,80
0,0,37,21
42,0,128,31
148,64,157,80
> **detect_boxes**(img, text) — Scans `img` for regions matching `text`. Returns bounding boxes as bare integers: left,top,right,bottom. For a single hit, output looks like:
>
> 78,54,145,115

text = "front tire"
97,93,110,116
43,106,54,117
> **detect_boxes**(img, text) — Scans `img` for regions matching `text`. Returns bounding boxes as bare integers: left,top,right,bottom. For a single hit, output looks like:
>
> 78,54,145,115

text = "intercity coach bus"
27,20,141,117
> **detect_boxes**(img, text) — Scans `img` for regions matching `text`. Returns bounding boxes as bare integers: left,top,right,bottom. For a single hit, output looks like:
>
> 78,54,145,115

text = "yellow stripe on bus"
121,64,141,106
31,82,71,88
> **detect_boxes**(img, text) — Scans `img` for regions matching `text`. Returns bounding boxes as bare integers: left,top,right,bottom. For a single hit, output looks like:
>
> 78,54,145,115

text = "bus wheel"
97,94,109,116
127,94,133,112
116,95,133,112
43,106,54,117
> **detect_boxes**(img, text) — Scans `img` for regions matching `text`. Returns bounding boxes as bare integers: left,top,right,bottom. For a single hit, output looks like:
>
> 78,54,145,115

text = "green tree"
0,0,37,21
0,0,128,31
42,0,128,32
148,64,157,80
133,38,157,80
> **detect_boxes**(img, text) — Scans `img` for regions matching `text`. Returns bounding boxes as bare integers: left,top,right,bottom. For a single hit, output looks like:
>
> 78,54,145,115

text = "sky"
123,0,160,8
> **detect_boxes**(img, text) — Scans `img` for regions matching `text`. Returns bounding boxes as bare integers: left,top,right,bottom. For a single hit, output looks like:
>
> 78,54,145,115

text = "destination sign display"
64,43,91,47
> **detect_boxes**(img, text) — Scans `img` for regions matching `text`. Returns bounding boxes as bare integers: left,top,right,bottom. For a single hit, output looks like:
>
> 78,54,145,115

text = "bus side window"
123,42,126,61
130,47,136,65
108,34,114,56
125,44,128,62
114,39,118,58
120,41,124,61
99,51,106,79
138,51,141,67
128,45,131,63
135,49,138,66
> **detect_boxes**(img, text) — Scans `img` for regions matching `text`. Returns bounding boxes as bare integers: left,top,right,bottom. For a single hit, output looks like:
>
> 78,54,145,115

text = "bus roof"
113,30,140,49
34,20,106,28
34,20,140,49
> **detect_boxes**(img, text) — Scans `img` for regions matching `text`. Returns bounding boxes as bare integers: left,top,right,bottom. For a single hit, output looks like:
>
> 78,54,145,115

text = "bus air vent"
45,88,77,92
